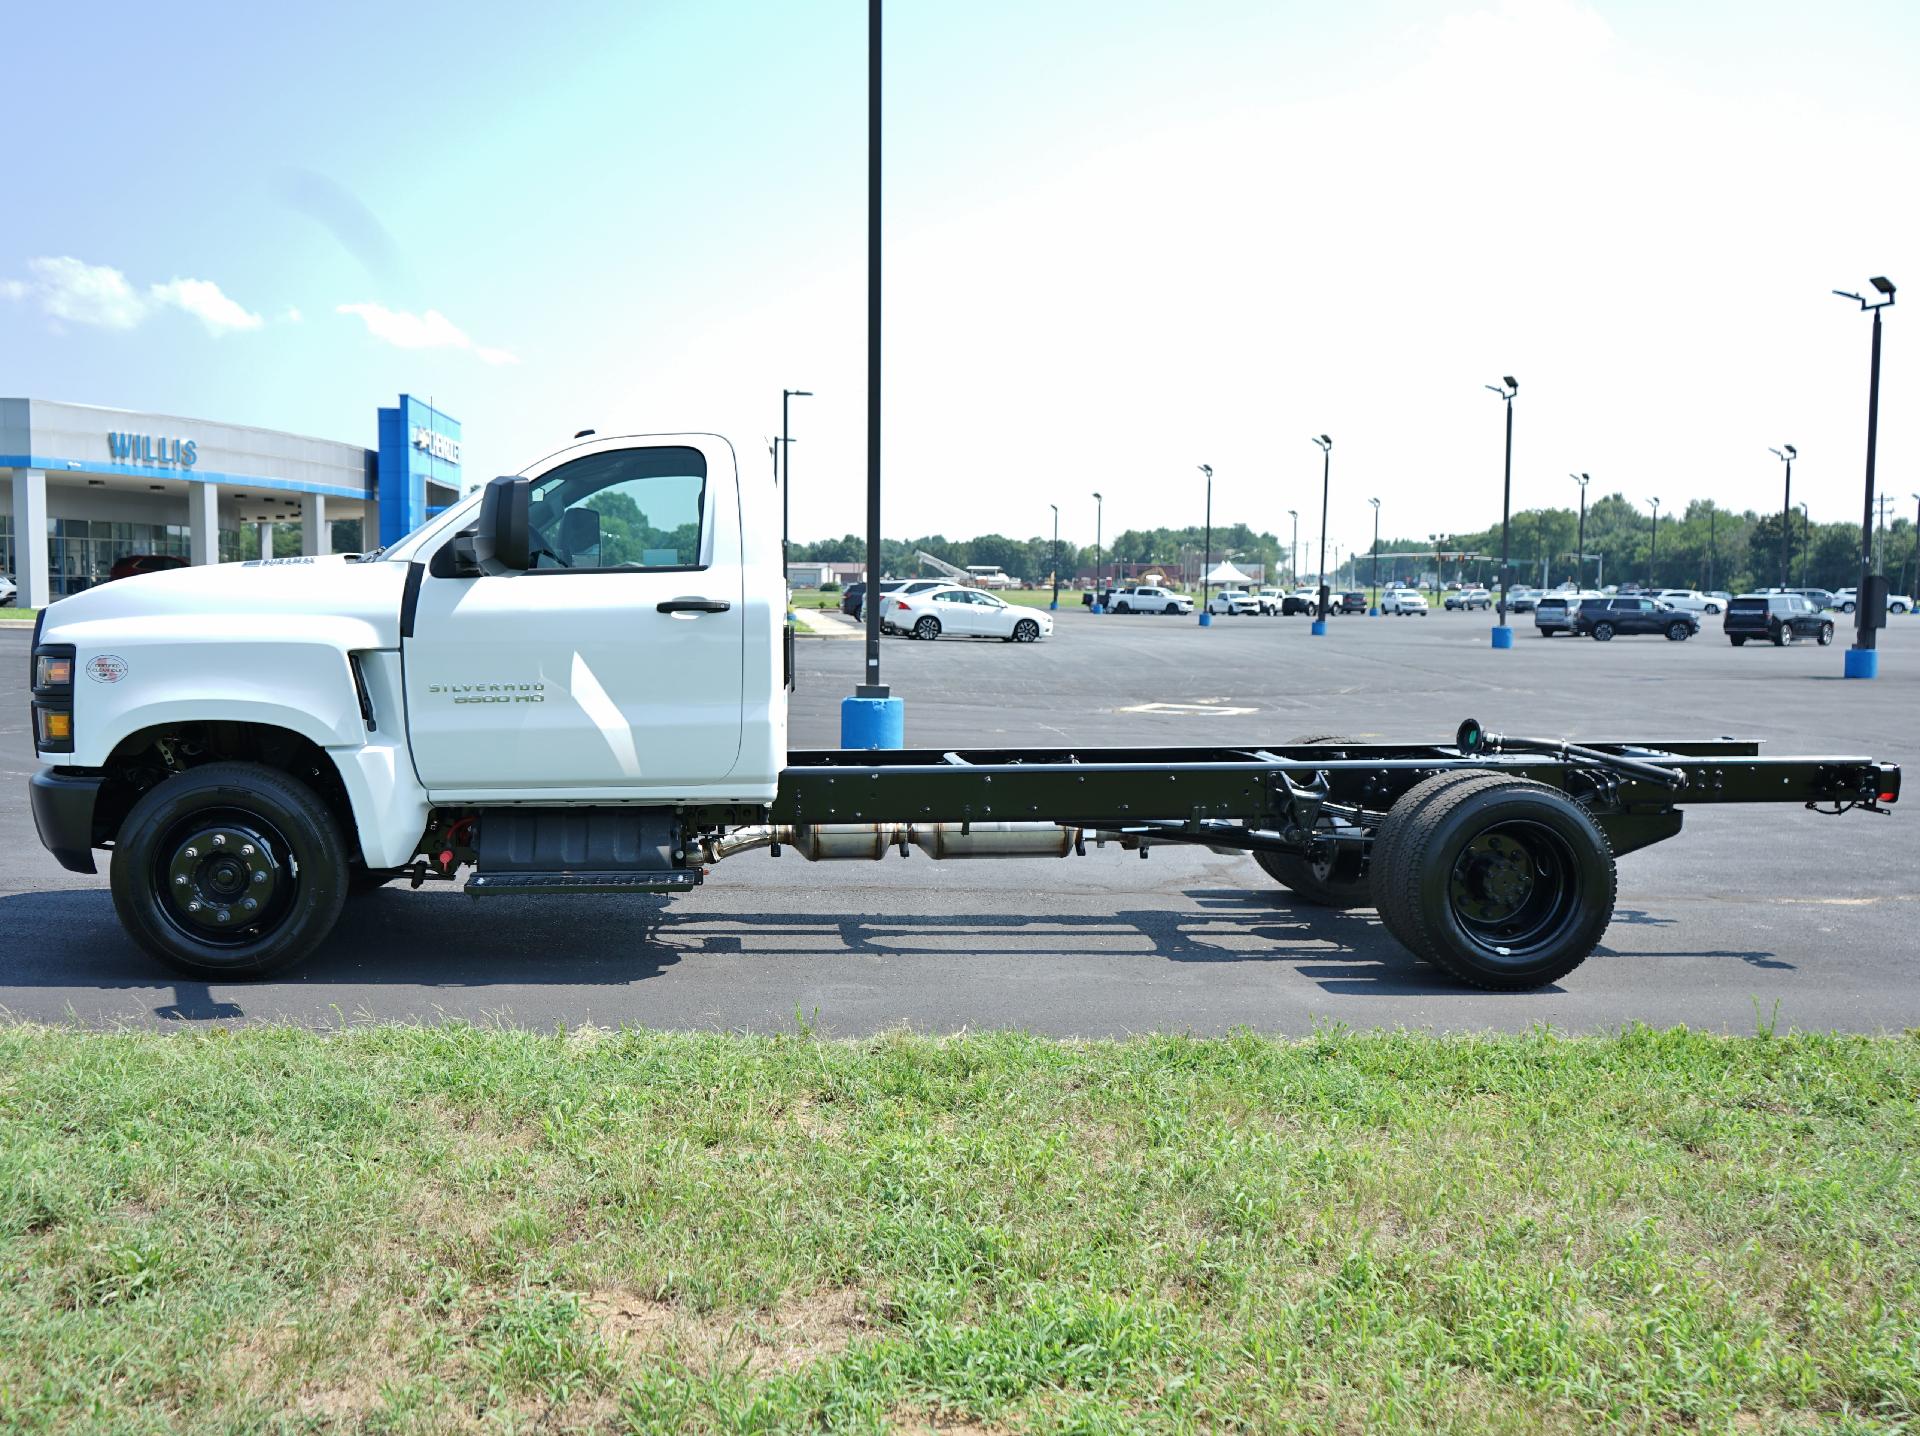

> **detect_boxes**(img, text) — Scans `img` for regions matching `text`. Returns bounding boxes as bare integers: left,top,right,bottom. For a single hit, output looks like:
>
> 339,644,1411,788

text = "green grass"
0,607,36,621
2,1025,1917,1434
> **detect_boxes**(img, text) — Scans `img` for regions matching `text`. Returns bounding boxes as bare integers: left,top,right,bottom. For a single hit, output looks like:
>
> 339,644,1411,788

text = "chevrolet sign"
412,426,460,464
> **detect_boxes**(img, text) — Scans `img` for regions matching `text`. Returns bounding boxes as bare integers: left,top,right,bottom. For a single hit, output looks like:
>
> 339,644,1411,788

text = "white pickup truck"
24,432,1902,991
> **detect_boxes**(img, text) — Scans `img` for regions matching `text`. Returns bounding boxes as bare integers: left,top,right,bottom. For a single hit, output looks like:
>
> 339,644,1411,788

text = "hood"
40,555,413,648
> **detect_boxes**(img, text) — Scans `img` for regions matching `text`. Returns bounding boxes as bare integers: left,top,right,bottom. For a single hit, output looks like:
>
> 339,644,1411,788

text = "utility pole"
1706,502,1716,593
1646,497,1660,587
1310,436,1331,635
1874,492,1895,573
1569,473,1588,589
1771,446,1797,588
1090,491,1104,613
1832,276,1895,677
1287,509,1298,587
1367,497,1381,615
1048,503,1059,609
1798,502,1810,588
1198,464,1214,626
781,389,812,624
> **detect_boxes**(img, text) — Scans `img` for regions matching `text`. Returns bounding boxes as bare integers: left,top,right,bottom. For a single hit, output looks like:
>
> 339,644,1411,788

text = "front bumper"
28,767,105,874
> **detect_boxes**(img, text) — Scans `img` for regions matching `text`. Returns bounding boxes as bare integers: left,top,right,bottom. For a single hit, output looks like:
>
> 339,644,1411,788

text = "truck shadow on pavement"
0,884,1784,1022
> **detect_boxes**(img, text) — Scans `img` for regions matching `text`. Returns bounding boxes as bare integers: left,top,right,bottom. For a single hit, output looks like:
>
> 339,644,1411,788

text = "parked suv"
1380,588,1429,615
1572,596,1700,641
1329,590,1368,615
1725,593,1835,646
1207,589,1259,616
1110,584,1192,615
1533,592,1599,636
1833,586,1915,615
1504,587,1543,613
1444,588,1492,611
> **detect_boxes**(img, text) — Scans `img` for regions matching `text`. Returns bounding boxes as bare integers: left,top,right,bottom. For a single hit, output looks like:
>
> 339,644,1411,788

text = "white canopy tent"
1203,560,1254,586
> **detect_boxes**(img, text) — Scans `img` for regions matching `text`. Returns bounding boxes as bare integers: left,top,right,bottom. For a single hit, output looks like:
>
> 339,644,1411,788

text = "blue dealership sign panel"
376,395,462,545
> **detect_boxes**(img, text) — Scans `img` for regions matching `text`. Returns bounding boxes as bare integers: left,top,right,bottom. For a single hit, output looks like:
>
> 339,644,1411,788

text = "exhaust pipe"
706,822,1080,863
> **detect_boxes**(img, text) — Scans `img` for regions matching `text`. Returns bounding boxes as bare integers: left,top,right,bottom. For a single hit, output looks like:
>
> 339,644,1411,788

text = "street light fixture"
1048,503,1060,610
1569,473,1589,590
1090,491,1105,613
1832,277,1896,676
1486,377,1518,647
1310,437,1331,635
1770,445,1797,588
1198,464,1214,627
1645,497,1660,587
1367,498,1382,614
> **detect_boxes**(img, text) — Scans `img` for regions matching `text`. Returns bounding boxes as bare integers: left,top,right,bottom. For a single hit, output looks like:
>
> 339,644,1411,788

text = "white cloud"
0,278,27,301
150,277,264,335
27,256,148,328
284,305,303,322
336,300,519,364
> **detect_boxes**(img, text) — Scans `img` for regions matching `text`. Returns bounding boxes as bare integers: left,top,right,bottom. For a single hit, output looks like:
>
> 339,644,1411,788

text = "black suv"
1571,596,1699,642
1725,593,1835,646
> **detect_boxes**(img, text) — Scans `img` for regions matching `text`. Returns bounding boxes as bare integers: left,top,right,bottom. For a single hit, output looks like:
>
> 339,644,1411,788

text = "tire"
914,616,941,640
1013,618,1040,643
1705,604,1722,615
1114,602,1130,614
1730,636,1746,646
1591,622,1614,642
1841,601,1856,614
1817,622,1834,646
1772,625,1790,646
1666,622,1689,641
1253,735,1372,908
1371,773,1616,991
110,761,350,980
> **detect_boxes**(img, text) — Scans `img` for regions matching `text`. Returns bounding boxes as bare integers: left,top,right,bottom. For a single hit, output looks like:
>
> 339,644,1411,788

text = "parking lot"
3,609,1915,1033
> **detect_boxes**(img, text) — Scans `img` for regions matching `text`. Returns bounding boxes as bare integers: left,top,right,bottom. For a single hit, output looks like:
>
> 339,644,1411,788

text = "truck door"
401,439,745,797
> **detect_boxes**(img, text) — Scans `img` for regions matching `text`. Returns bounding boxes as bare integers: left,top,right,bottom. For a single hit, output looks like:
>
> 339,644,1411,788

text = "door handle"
657,597,731,613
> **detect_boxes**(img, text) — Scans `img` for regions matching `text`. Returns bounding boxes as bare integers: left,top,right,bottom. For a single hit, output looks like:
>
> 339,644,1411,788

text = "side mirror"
451,475,532,576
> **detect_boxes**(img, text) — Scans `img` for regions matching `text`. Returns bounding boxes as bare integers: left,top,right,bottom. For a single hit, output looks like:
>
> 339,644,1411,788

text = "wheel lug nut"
187,900,203,913
184,846,199,859
240,844,255,856
212,835,227,847
216,909,231,923
174,874,188,886
242,898,258,912
253,870,268,884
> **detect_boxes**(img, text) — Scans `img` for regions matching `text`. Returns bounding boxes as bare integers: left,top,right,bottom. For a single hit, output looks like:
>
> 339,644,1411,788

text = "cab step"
465,870,702,896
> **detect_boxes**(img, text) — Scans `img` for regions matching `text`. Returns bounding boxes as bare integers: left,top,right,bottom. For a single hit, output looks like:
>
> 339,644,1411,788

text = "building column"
9,468,49,608
256,522,274,562
301,494,329,556
187,481,219,565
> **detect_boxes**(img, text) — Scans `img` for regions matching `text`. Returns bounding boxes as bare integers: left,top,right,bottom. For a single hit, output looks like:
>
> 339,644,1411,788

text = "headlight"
34,652,74,690
30,643,75,754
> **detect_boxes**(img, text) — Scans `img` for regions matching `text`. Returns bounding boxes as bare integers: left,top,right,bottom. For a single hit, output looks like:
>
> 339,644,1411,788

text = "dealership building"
1,394,461,606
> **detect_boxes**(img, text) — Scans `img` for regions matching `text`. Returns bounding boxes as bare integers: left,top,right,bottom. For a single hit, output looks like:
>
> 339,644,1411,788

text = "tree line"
794,492,1920,594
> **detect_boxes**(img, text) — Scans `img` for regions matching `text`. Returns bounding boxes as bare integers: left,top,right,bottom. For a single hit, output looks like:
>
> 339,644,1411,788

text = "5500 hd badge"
428,683,546,705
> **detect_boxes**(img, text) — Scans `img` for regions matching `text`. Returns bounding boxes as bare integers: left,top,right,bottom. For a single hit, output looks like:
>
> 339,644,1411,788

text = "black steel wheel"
1014,618,1040,643
914,616,942,640
1372,773,1615,991
110,761,349,979
1591,622,1615,641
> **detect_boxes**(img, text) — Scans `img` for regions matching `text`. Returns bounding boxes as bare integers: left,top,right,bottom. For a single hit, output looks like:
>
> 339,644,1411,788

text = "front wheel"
1730,636,1747,646
1666,622,1689,641
1705,603,1722,614
1841,601,1856,613
1013,618,1040,643
1817,622,1835,646
1591,622,1614,641
1371,772,1616,990
914,616,942,640
110,762,349,980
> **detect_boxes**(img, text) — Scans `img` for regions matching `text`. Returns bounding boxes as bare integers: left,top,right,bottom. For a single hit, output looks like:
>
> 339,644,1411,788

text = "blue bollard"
840,694,905,749
1091,602,1104,614
1491,625,1514,649
1310,619,1327,636
1198,610,1212,627
1368,606,1379,616
1843,647,1878,679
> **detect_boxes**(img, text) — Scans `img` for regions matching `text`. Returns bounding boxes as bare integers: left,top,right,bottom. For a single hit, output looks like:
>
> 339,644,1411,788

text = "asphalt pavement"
3,607,1915,1033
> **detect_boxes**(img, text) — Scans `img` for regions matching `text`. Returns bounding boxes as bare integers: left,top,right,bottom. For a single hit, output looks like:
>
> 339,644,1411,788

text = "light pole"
1310,436,1331,635
1797,502,1810,588
1833,276,1895,676
1048,503,1060,609
781,388,812,623
1569,472,1588,590
1198,464,1214,626
1367,498,1381,614
1287,509,1298,587
1706,502,1716,593
1090,491,1105,613
1909,494,1920,613
1645,497,1660,587
1770,445,1796,588
1486,377,1518,647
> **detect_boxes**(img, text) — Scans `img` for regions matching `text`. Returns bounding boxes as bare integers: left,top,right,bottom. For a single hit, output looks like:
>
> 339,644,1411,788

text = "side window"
524,446,708,572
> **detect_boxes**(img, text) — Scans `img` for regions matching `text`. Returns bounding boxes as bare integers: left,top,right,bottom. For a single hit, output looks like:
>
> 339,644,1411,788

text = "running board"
465,870,703,896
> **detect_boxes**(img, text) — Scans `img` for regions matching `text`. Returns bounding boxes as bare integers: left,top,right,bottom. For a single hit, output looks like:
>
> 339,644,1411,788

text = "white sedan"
889,586,1052,642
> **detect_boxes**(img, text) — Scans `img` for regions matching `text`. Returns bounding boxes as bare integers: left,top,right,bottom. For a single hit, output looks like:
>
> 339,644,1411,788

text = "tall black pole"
1201,465,1213,617
1049,503,1059,609
1855,303,1884,656
1370,500,1380,612
1779,450,1794,588
1488,379,1516,639
1647,501,1659,586
1707,503,1715,592
1573,474,1588,590
858,0,886,699
1289,510,1298,587
1314,439,1331,622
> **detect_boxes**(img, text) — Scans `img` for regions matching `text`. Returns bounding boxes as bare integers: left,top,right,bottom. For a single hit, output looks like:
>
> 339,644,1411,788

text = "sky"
4,0,1916,559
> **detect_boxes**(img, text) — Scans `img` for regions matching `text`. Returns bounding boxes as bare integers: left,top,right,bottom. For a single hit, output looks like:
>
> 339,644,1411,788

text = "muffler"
706,822,1080,862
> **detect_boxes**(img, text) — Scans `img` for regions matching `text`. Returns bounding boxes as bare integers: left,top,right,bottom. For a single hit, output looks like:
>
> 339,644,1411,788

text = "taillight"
896,600,910,610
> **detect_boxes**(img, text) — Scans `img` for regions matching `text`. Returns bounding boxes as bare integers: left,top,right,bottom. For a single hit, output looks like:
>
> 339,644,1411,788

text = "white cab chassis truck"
27,434,1903,991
